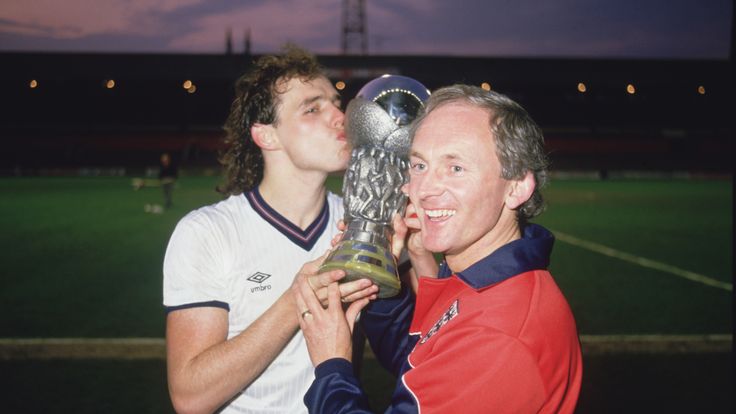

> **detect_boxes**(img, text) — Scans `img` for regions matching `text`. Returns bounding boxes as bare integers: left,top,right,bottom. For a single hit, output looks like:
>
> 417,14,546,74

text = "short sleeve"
163,211,230,311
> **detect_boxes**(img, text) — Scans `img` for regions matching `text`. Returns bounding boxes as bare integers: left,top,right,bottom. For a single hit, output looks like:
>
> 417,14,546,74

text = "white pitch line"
0,337,165,360
579,334,733,354
0,336,731,358
553,230,732,292
0,338,165,346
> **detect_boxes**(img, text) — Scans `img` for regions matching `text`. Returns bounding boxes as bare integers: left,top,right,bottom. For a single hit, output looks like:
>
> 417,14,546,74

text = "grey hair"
409,84,549,220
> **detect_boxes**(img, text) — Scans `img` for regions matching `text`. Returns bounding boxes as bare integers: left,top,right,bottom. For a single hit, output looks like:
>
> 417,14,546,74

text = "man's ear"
251,123,279,150
505,171,536,210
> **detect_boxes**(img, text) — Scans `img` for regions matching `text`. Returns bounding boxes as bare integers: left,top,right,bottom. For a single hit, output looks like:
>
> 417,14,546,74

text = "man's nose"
416,169,446,198
330,105,345,129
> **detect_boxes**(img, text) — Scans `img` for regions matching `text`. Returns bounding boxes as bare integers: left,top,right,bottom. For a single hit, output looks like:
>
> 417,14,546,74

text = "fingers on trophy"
319,75,431,298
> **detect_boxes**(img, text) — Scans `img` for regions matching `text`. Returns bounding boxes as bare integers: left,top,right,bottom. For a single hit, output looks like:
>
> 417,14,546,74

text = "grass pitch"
0,176,730,337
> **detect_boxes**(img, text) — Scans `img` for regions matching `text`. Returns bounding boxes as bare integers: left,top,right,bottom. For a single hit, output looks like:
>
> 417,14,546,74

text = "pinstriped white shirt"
164,189,344,413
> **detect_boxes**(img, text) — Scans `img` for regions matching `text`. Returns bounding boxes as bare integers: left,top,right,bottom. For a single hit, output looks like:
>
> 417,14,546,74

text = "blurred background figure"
158,152,177,209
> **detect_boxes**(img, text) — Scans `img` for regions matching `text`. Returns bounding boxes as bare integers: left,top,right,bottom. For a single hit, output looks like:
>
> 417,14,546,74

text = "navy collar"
244,187,330,251
438,223,554,290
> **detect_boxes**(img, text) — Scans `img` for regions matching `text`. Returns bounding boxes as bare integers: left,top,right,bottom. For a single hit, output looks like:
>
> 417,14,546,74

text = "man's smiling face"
408,102,513,262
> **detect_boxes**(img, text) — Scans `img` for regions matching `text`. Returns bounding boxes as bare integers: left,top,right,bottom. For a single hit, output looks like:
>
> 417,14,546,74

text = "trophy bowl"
319,75,431,298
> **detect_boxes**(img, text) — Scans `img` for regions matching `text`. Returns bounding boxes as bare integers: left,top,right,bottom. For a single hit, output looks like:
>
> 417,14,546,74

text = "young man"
163,46,378,414
294,85,583,413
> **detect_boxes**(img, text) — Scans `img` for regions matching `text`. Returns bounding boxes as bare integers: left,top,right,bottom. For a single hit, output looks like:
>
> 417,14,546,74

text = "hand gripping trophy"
319,75,430,298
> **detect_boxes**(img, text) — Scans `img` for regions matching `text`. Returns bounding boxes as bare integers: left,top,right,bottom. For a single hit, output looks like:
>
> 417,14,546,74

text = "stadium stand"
1,52,732,175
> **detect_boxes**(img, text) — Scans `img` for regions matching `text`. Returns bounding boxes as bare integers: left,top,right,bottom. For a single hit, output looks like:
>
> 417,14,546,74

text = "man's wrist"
314,357,354,379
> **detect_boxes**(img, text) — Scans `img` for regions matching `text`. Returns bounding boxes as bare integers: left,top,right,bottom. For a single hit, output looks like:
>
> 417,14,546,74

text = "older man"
295,84,582,413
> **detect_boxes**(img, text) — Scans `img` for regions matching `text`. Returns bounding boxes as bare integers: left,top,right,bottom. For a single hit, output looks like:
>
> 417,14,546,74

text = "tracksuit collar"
438,223,554,290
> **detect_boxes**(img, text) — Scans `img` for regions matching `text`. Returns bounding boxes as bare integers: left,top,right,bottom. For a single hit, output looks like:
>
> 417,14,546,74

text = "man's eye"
305,107,318,114
451,165,463,173
410,163,426,172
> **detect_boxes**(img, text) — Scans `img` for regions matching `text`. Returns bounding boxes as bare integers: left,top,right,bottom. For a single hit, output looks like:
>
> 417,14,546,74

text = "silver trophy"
319,75,430,298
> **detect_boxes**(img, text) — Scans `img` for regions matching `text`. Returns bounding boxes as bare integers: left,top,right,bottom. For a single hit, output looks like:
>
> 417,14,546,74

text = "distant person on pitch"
162,45,379,414
294,85,583,413
159,152,177,209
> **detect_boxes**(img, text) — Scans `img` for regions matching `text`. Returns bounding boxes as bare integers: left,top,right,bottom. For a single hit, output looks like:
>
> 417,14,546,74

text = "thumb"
391,213,407,259
302,249,331,274
345,298,370,333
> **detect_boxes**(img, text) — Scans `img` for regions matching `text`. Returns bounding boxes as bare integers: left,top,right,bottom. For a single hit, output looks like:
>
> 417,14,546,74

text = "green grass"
540,179,731,282
536,179,732,335
0,176,731,338
0,176,223,338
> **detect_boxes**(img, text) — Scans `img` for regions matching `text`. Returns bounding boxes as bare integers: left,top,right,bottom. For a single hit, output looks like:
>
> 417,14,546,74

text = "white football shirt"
163,189,344,413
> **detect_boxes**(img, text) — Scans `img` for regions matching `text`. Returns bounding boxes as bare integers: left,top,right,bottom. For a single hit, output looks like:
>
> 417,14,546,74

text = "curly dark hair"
217,45,325,195
409,85,550,221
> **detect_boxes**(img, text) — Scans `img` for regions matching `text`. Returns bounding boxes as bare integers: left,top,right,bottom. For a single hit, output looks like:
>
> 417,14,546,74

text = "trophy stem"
319,220,401,298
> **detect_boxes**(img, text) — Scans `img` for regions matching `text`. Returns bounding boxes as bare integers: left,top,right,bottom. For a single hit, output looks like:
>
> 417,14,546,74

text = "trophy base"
319,240,400,298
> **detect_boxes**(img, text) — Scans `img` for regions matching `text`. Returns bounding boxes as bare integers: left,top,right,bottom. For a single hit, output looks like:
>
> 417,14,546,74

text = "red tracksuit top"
305,224,583,413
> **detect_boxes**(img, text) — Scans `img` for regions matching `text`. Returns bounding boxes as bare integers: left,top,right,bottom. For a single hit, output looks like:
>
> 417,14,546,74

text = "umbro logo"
247,272,271,284
247,272,273,293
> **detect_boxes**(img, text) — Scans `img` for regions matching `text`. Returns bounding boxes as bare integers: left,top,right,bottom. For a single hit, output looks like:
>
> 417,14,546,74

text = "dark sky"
0,0,731,58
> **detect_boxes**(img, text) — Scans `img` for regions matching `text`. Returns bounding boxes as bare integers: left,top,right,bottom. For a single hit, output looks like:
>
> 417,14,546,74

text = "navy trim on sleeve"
164,300,230,315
